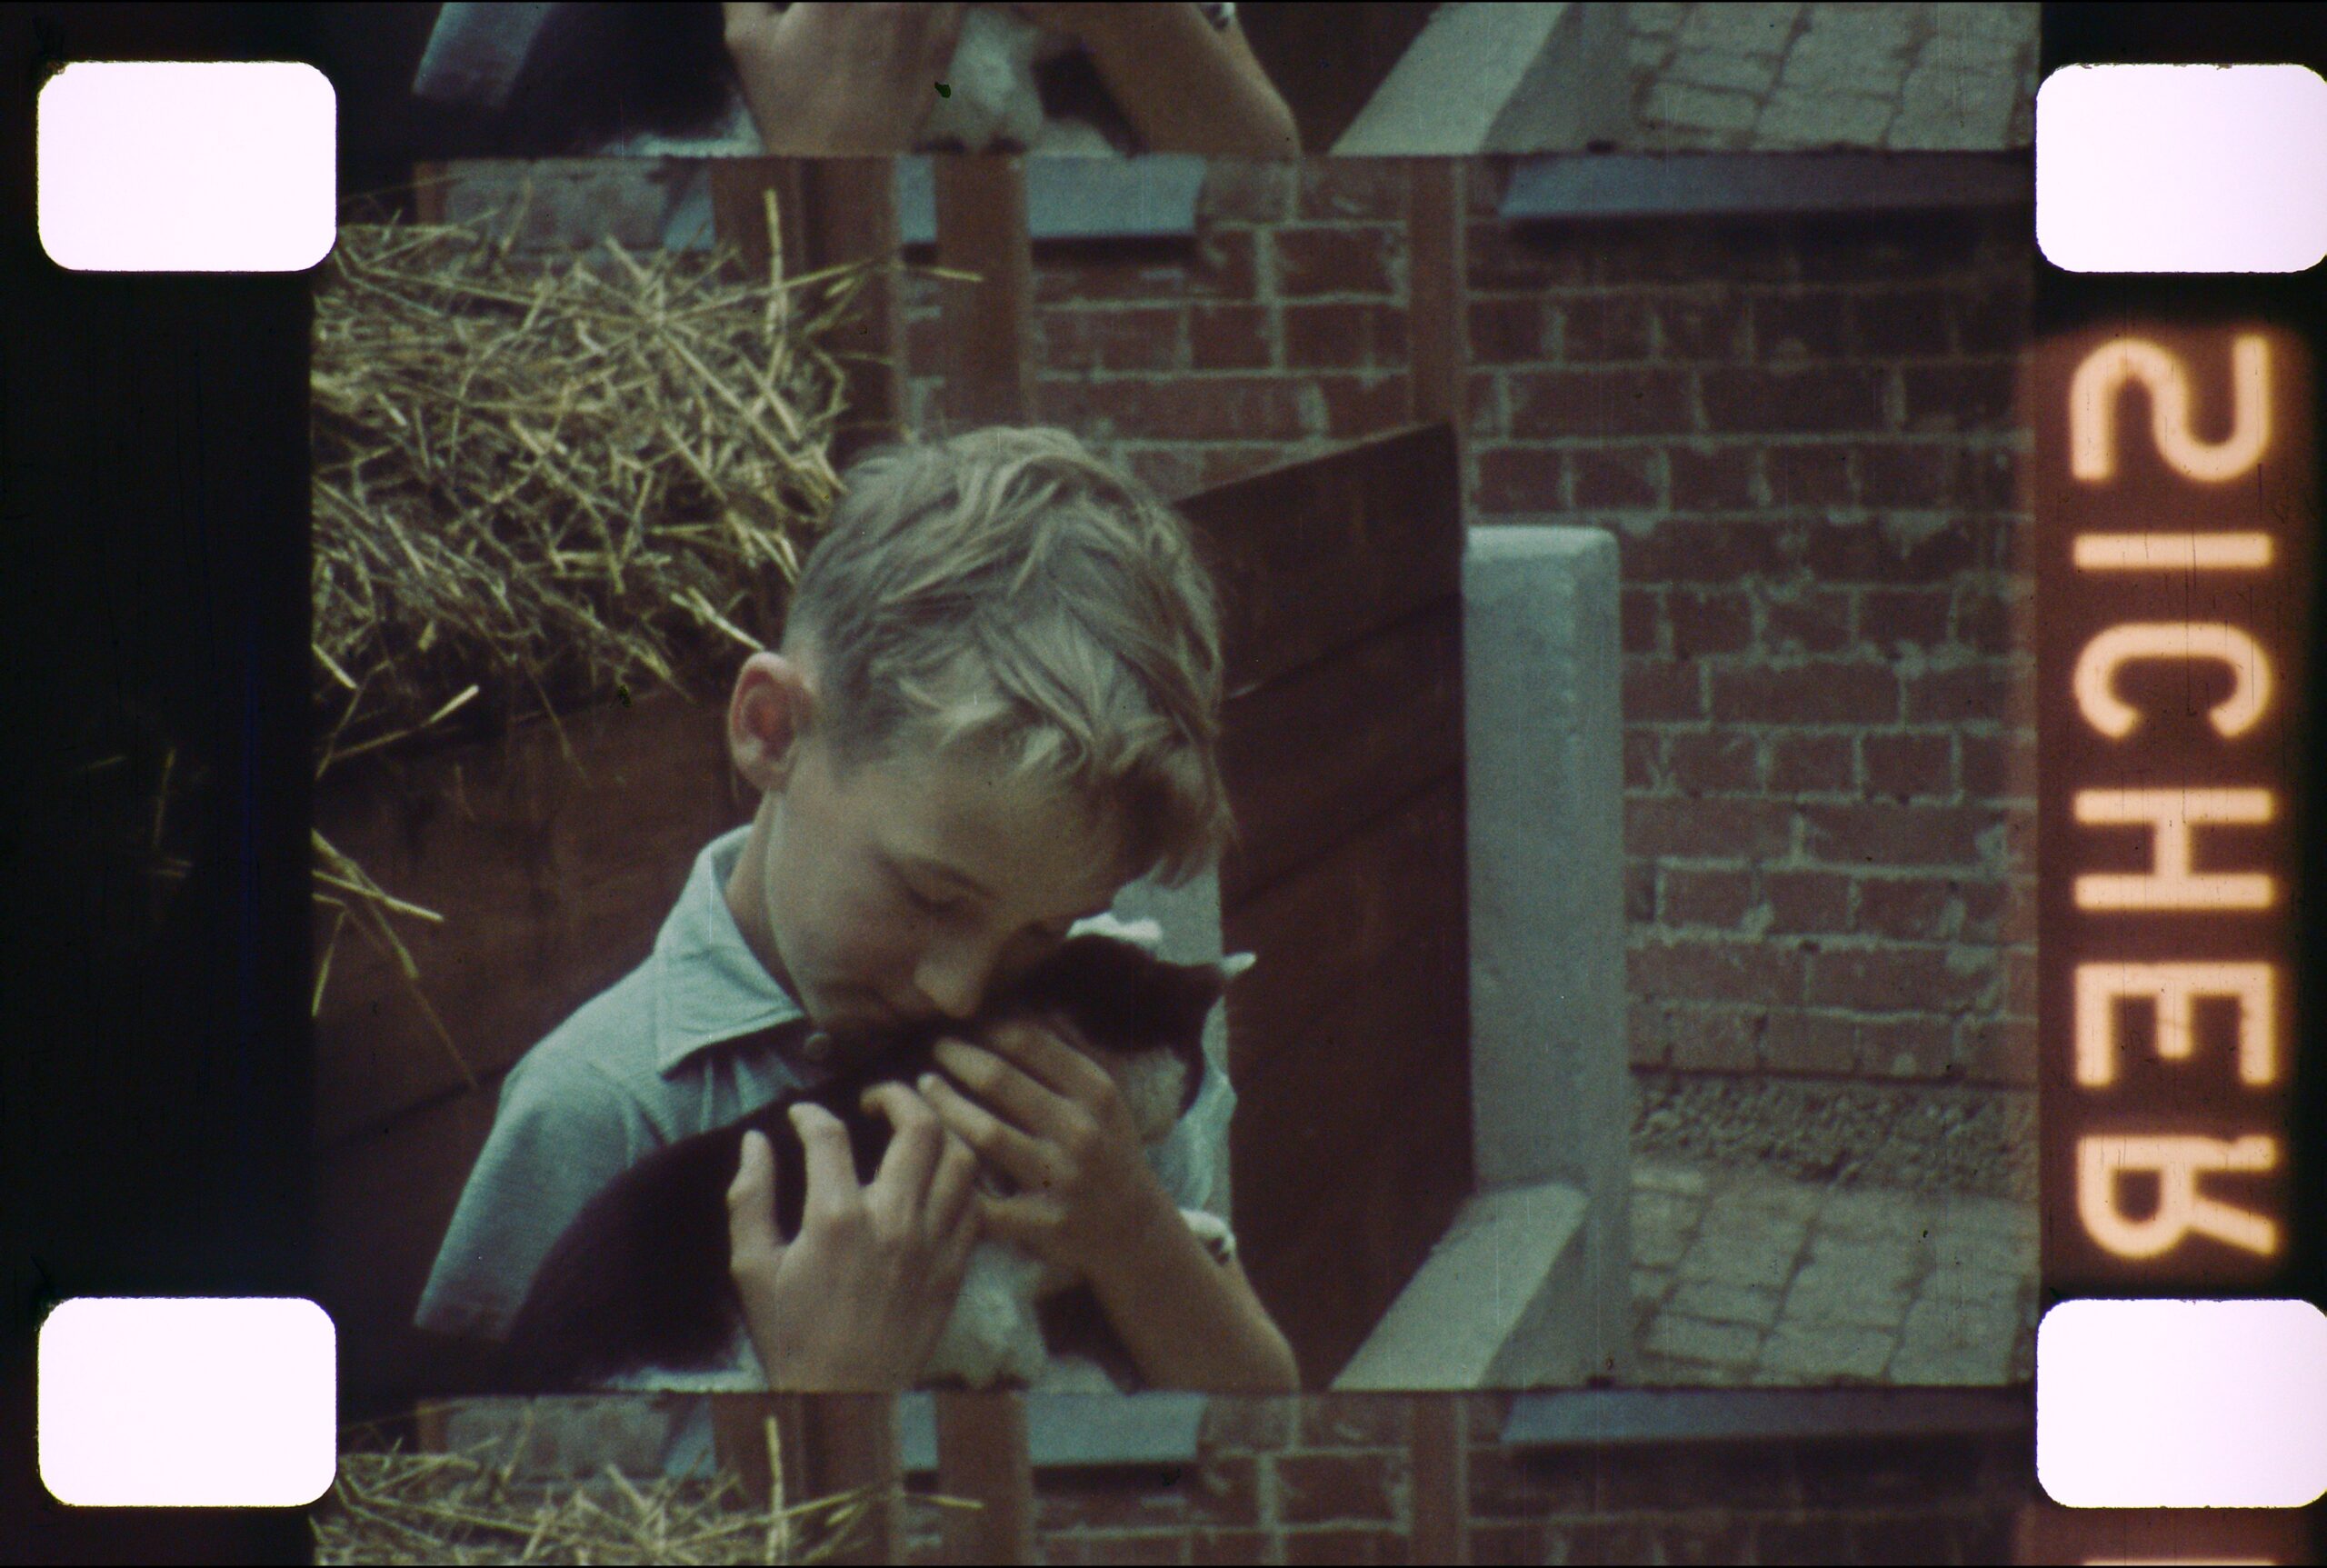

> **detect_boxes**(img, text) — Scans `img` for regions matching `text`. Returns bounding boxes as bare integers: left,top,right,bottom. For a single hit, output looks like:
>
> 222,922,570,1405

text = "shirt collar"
653,825,812,1077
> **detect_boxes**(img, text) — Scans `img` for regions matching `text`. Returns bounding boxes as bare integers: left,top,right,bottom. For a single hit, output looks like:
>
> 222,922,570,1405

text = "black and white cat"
498,927,1250,1392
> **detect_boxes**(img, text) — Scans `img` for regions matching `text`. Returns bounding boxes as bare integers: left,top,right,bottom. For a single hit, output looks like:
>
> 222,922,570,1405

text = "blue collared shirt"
415,824,1234,1388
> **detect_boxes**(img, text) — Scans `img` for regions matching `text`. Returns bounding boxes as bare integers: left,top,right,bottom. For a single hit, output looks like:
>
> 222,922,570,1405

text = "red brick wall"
897,159,2038,1090
897,1394,2030,1564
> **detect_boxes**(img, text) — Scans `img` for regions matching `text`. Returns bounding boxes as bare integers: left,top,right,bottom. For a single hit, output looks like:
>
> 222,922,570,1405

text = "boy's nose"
911,943,994,1024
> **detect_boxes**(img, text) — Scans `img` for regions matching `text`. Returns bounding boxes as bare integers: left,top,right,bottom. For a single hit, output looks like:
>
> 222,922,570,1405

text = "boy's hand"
920,1021,1179,1285
725,1091,981,1391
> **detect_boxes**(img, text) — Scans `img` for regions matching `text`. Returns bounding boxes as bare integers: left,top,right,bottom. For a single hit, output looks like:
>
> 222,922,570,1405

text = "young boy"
415,426,1297,1393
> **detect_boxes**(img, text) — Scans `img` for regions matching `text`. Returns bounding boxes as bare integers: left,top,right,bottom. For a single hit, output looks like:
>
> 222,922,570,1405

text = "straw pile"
309,195,883,1016
312,1432,959,1565
312,206,866,778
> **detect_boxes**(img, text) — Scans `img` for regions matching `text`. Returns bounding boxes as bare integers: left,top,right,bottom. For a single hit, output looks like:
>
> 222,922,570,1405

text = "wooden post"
933,156,1036,429
710,1393,901,1564
707,156,905,465
1405,158,1467,435
934,1392,1038,1564
1409,1394,1469,1564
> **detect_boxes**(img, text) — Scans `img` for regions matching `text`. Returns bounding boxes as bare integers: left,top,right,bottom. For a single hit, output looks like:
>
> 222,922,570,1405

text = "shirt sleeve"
414,1048,664,1342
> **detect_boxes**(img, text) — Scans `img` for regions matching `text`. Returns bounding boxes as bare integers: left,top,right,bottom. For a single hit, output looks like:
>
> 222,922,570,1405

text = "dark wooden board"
1181,424,1462,696
934,157,1035,428
314,686,747,1147
1218,600,1461,907
316,1081,503,1413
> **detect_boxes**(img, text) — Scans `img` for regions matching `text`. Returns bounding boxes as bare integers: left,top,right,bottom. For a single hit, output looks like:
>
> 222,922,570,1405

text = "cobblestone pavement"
1625,2,2041,153
1629,1158,2039,1386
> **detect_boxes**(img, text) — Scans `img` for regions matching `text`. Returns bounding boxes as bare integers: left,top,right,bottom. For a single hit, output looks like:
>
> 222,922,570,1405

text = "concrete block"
1645,1313,1763,1367
1331,1180,1593,1389
1462,525,1633,1383
1758,1322,1894,1380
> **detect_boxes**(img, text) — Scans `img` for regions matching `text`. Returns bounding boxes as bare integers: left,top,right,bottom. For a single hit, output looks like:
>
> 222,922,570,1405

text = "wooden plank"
1180,424,1461,694
1406,163,1465,431
1223,772,1468,1100
933,156,1035,428
1410,1396,1468,1564
1217,600,1460,907
1240,1065,1473,1385
934,1393,1035,1564
710,1395,900,1562
706,157,904,464
316,1082,504,1415
313,686,746,1147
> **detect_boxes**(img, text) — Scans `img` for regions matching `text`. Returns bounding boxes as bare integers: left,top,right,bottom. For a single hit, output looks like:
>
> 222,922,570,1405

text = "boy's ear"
729,652,817,792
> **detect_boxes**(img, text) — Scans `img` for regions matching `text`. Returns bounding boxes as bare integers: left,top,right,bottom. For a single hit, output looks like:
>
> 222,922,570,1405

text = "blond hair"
781,427,1233,885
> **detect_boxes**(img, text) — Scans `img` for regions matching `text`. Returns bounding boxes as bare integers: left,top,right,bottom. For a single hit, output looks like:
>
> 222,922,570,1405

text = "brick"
1667,47,1783,95
1711,664,1900,724
1903,662,2019,725
1757,89,1897,150
1622,588,1666,657
1202,1397,1293,1452
1795,1435,1994,1508
1473,446,1564,514
1283,1527,1406,1565
1193,1530,1275,1566
1200,159,1293,224
1767,733,1855,793
1959,878,2034,944
1678,2,1803,56
1627,858,1658,919
1560,295,1656,363
1187,1455,1263,1526
1763,442,1853,504
1668,444,1758,509
1859,587,1954,654
1668,588,1753,657
1852,288,1958,356
1763,1010,1870,1074
1037,1477,1191,1533
1805,946,1999,1011
1957,734,2036,801
1464,370,1503,440
1296,159,1408,222
1957,281,2033,355
1572,447,1665,510
1751,1516,1864,1565
1627,797,1795,860
1646,1313,1764,1366
1466,299,1549,365
1635,1001,1765,1072
1313,374,1412,438
1630,937,1810,1007
1643,82,1762,135
1670,1278,1786,1330
1703,366,1887,433
1668,732,1760,795
1801,515,1982,584
1623,661,1706,722
1277,1453,1397,1525
1856,443,1956,507
1958,446,2027,512
1655,289,1752,361
1296,1396,1410,1450
1615,518,1794,581
1467,1449,1594,1519
1038,375,1307,443
1783,1264,1915,1331
1754,291,1853,362
1035,245,1186,307
1191,228,1260,299
1283,303,1408,371
1803,802,1988,868
1664,865,1757,926
1862,733,1954,802
1508,367,1693,437
1957,1016,2036,1084
1465,222,1592,293
1675,1225,1806,1291
1763,586,1854,654
1765,870,1852,933
1757,1321,1895,1379
1467,1523,1548,1566
1273,225,1400,298
1952,585,2031,658
1064,306,1185,374
1188,304,1273,371
1064,1530,1194,1565
1901,361,2020,432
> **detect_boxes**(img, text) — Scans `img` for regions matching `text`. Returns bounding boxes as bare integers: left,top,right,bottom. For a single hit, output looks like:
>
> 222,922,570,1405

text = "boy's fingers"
726,1130,784,1271
975,1192,1064,1251
919,1071,1050,1189
924,1123,981,1239
861,1082,944,1210
790,1102,861,1221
